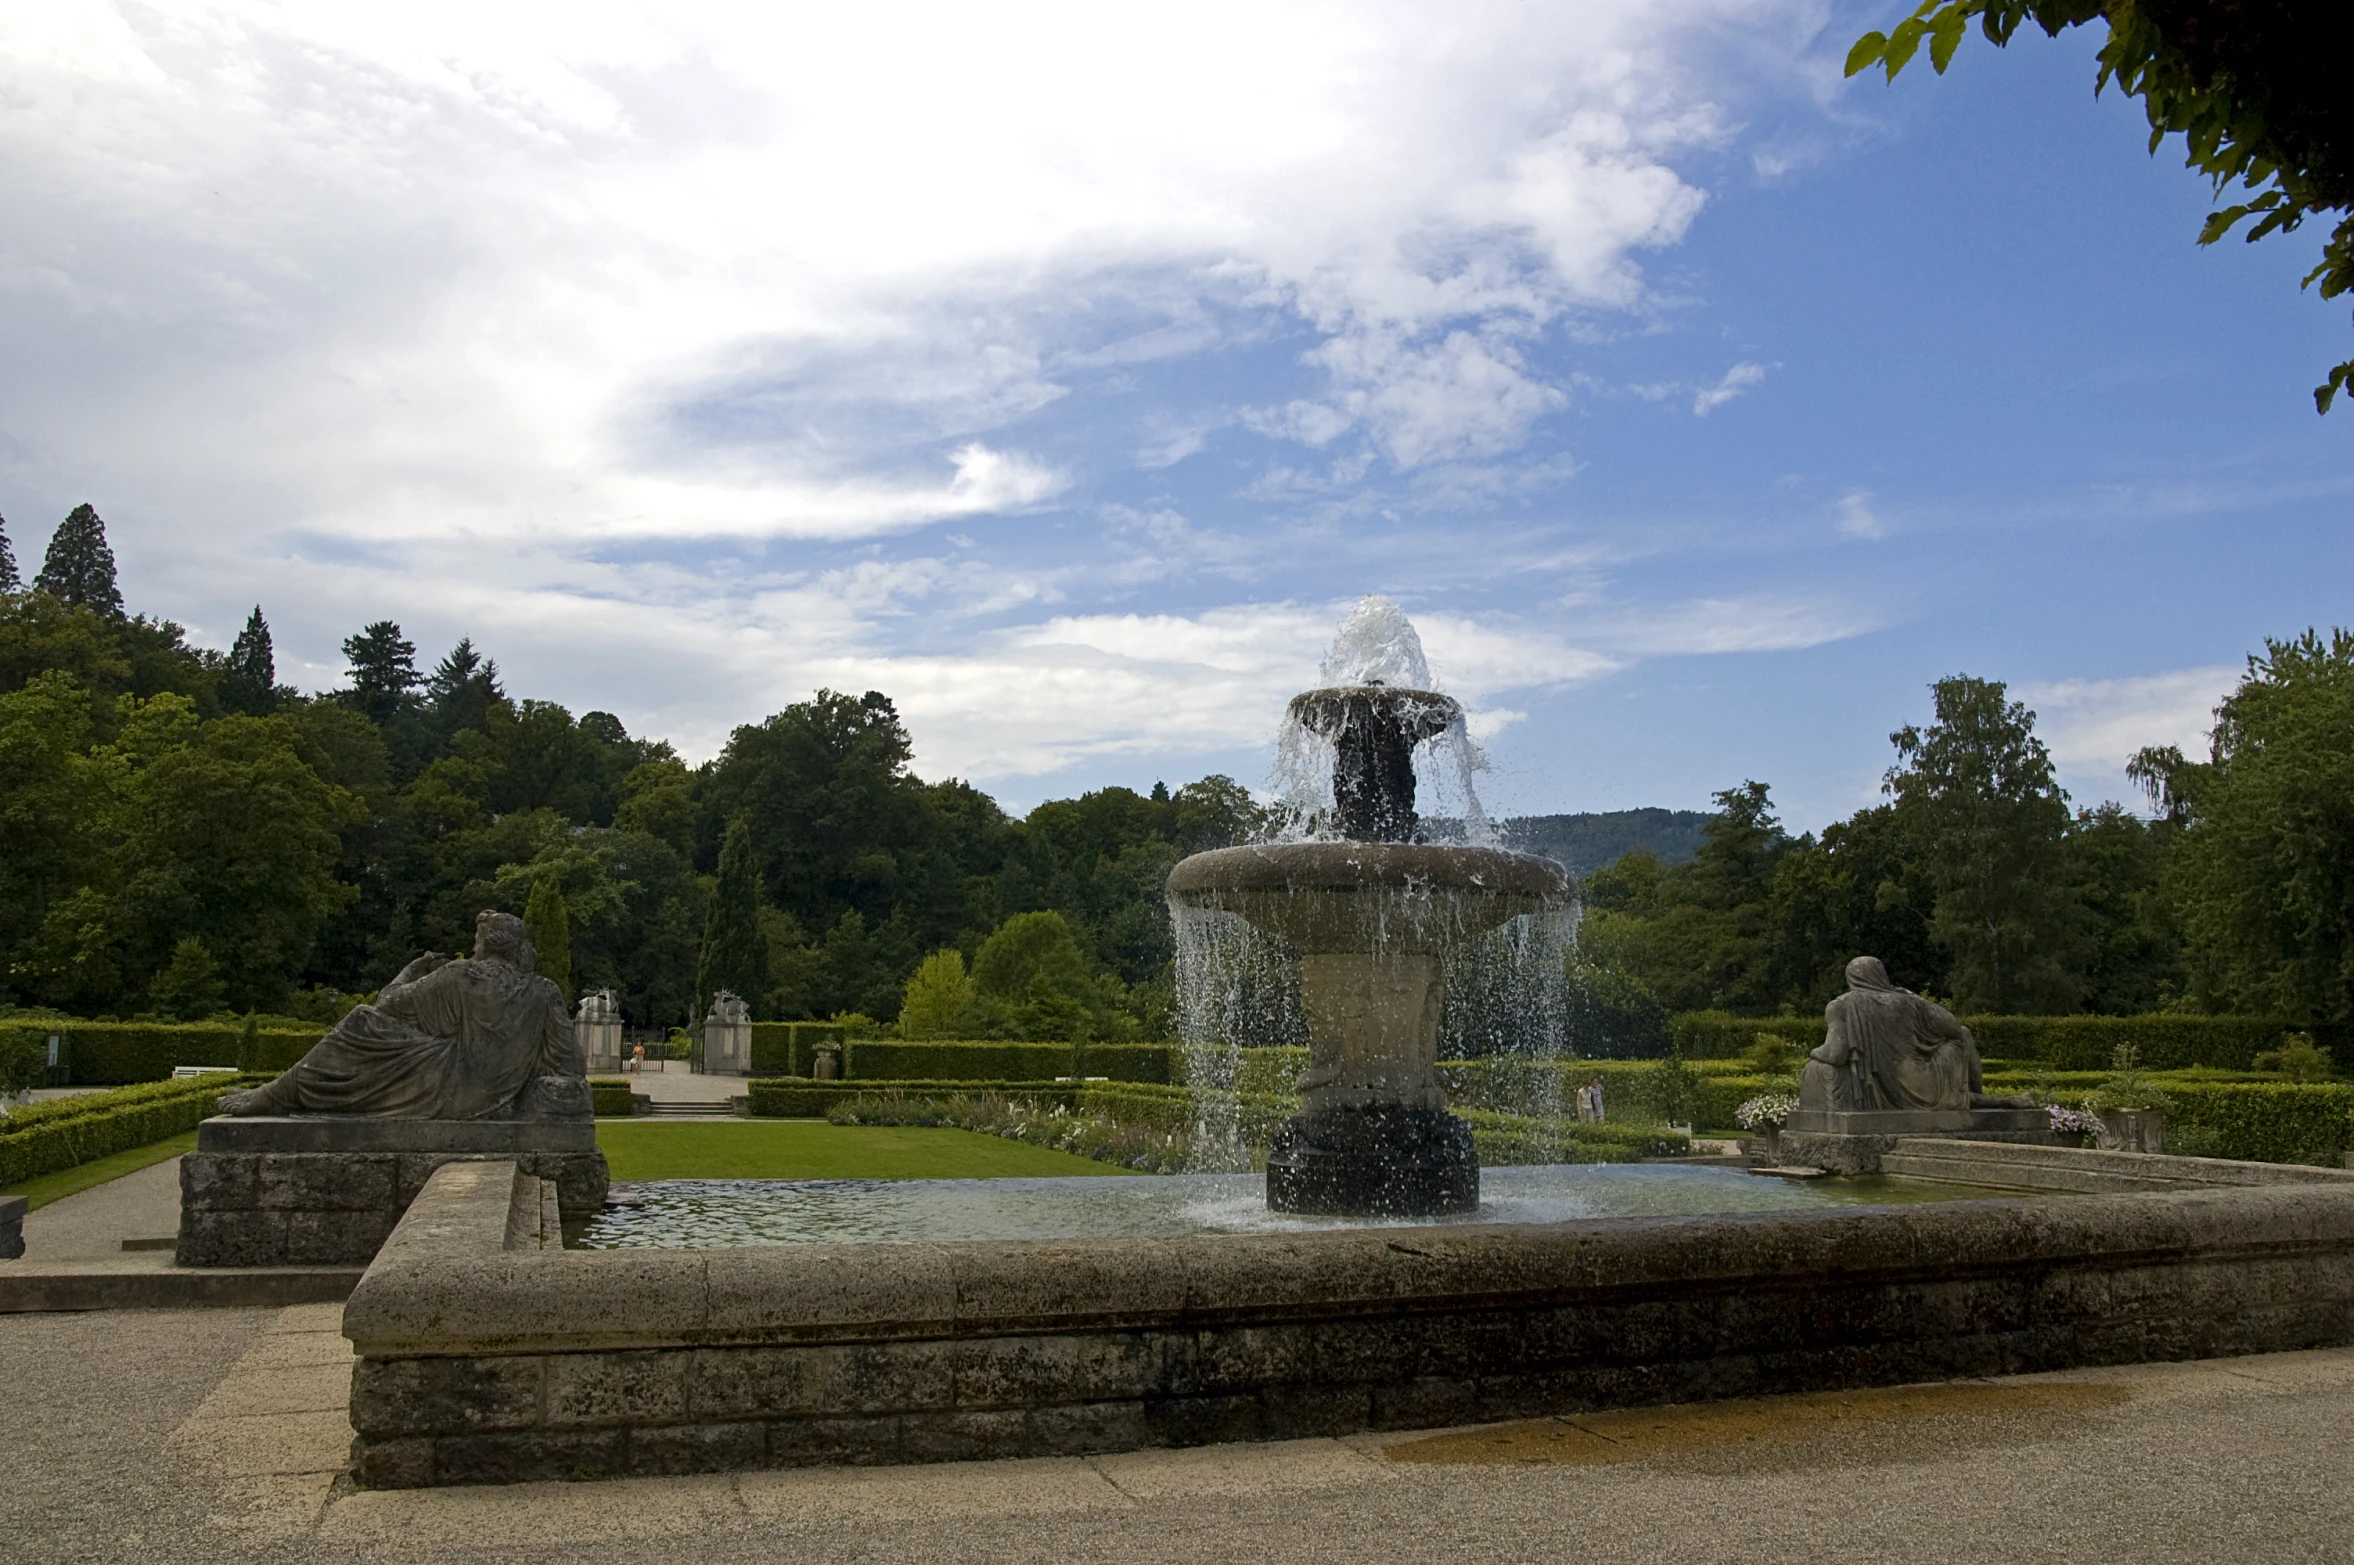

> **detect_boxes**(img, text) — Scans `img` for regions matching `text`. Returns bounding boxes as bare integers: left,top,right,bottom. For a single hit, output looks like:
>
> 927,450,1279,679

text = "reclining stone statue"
221,910,588,1121
1796,955,2037,1123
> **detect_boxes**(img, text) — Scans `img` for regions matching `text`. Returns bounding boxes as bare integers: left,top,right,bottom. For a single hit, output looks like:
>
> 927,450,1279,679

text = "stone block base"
177,1145,607,1268
0,1194,24,1261
1781,1128,2055,1176
1266,1106,1477,1216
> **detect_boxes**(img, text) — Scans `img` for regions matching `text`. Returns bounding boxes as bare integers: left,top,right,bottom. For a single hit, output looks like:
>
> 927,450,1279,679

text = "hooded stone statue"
1800,956,1990,1115
222,910,585,1120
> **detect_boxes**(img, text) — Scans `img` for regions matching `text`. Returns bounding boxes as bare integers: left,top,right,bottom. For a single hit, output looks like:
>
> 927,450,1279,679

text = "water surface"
572,1162,2025,1249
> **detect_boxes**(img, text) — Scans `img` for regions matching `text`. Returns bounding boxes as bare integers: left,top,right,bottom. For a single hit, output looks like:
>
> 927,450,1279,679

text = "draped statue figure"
1798,956,2026,1116
222,910,585,1120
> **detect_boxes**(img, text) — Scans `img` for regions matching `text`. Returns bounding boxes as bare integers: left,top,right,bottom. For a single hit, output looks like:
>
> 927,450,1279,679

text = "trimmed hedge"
587,1079,637,1117
1668,1010,2323,1072
747,1022,849,1076
0,1073,272,1188
2155,1082,2354,1165
845,1041,1176,1084
0,1022,321,1085
747,1078,1085,1118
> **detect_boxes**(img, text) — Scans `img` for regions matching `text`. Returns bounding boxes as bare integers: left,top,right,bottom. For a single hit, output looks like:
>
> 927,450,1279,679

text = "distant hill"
1498,809,1711,874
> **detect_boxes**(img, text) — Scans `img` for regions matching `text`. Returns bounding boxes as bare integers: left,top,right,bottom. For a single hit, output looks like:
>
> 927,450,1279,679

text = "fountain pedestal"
1167,839,1568,1217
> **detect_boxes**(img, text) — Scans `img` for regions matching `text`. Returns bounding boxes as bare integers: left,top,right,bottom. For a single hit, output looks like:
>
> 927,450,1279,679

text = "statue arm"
379,952,449,1005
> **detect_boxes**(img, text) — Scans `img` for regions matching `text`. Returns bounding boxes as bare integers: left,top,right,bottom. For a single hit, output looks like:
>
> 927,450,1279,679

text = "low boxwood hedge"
0,1073,273,1188
586,1079,637,1117
1667,1010,2327,1071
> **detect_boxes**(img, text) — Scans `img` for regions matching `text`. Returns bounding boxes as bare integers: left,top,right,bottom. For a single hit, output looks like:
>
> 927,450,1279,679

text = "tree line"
0,505,1260,1038
1577,641,2354,1040
8,503,2353,1046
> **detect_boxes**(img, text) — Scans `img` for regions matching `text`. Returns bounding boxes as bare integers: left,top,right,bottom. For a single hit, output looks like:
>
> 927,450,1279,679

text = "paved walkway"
4,1301,2351,1564
622,1067,747,1105
19,1155,184,1259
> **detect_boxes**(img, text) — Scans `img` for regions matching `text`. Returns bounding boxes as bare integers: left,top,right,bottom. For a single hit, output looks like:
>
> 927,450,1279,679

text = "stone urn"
812,1046,842,1081
2096,1107,2166,1154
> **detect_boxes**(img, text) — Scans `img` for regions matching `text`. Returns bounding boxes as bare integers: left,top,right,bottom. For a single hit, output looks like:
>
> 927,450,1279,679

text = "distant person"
1587,1076,1606,1124
1573,1081,1596,1122
629,1042,645,1075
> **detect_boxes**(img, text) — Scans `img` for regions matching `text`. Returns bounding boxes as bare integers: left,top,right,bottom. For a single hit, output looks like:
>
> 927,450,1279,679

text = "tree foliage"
2132,629,2354,1020
1849,0,2354,411
35,504,125,616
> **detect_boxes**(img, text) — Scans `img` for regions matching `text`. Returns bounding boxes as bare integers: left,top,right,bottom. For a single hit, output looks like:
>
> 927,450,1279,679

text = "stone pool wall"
342,1156,2354,1487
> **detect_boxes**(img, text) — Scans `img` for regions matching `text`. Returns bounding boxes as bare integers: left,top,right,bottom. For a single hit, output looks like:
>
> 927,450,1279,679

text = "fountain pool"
571,1164,2030,1250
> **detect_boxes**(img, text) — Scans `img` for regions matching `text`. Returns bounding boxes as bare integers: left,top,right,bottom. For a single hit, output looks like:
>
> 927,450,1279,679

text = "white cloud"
2020,667,2238,804
0,0,1800,556
1603,594,1881,657
1837,490,1885,539
1692,360,1768,416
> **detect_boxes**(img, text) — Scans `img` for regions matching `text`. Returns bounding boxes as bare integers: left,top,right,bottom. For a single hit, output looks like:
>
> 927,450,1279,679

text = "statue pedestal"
177,1117,609,1269
1779,1108,2054,1176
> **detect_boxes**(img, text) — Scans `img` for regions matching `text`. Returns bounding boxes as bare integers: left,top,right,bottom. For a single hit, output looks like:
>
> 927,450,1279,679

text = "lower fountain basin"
570,1163,2023,1249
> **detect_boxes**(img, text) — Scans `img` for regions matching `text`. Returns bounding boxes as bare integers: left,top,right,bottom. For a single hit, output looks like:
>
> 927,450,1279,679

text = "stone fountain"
1165,605,1570,1217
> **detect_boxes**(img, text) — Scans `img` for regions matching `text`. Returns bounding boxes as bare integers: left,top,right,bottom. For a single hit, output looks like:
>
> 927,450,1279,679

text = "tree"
523,875,572,1000
423,637,502,748
35,504,124,616
341,621,421,725
898,949,978,1039
149,935,227,1020
1849,0,2354,411
1574,784,1790,1015
696,819,770,1019
220,606,276,716
1886,676,2081,1011
2132,628,2354,1019
0,512,17,592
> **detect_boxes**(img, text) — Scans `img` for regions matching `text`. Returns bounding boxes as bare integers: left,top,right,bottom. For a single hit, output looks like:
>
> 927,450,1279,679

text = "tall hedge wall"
0,1073,272,1188
0,1022,321,1085
746,1022,850,1076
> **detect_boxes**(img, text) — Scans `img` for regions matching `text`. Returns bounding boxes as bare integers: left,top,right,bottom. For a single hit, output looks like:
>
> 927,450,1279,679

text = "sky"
0,0,2346,830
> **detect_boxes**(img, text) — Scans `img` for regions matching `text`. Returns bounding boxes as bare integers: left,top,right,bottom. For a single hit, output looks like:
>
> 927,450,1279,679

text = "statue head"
1844,955,1900,994
474,910,540,972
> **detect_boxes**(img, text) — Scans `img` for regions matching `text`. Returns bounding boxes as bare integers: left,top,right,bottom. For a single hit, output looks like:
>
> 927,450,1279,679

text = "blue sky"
0,1,2346,830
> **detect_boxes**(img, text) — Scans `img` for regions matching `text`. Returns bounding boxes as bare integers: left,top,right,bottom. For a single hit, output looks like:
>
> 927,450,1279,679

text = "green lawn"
594,1120,1146,1182
0,1130,198,1210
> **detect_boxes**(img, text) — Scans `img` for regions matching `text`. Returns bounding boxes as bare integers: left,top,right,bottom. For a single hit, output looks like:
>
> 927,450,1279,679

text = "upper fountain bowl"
1165,841,1570,954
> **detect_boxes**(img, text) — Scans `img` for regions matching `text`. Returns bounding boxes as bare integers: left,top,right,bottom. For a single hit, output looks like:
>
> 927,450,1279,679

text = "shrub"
841,1041,1175,1084
747,1078,1081,1118
586,1079,636,1117
1667,1011,2327,1072
0,1073,273,1187
2253,1033,2334,1081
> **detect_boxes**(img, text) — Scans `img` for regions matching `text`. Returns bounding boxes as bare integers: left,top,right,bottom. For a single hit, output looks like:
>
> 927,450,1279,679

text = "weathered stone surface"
178,1145,607,1269
0,1194,25,1261
198,1117,596,1155
341,1154,2354,1487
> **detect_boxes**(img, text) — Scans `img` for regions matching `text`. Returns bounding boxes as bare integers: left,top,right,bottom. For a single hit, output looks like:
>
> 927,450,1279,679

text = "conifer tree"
0,511,18,592
35,503,124,616
221,605,277,715
425,636,503,741
696,819,770,1020
341,620,420,725
524,876,573,1001
150,936,228,1021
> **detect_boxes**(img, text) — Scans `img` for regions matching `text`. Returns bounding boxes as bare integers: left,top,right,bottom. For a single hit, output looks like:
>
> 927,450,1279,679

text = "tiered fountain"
1165,600,1571,1216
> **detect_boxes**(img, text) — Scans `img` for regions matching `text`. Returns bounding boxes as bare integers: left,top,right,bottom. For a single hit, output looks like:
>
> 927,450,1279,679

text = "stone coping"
197,1115,597,1154
344,1156,2354,1360
1882,1137,2354,1193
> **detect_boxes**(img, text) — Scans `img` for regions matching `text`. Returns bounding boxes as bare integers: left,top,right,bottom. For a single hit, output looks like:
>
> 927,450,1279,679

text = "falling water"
1270,596,1494,845
1170,597,1583,1173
